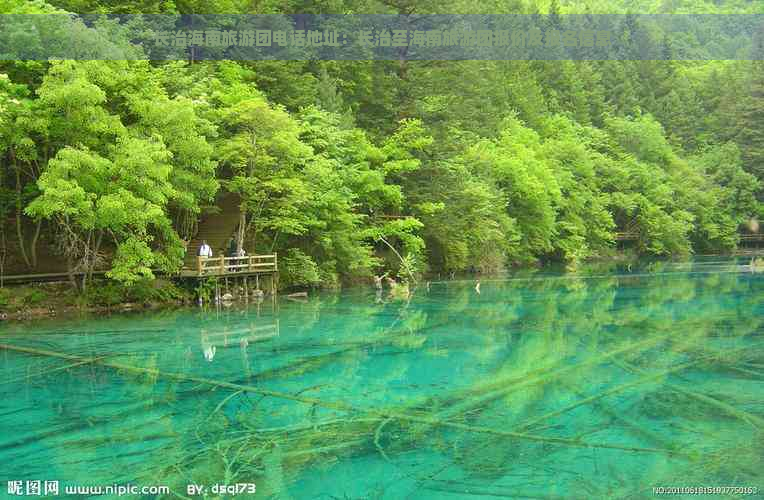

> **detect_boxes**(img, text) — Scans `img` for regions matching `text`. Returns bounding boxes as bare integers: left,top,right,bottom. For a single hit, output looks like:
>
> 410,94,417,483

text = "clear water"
1,258,763,499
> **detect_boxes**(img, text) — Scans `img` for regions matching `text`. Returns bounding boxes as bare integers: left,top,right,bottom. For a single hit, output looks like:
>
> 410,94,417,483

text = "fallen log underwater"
0,342,683,456
7,333,759,497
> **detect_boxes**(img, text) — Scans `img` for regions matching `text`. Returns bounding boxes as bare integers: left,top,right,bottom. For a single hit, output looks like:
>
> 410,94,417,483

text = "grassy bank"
0,279,193,321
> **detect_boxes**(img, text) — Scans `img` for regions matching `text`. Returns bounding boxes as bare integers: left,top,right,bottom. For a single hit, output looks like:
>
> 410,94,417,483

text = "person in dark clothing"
224,237,237,271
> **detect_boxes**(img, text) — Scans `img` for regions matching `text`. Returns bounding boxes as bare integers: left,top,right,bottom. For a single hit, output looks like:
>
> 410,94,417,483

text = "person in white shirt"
198,240,213,258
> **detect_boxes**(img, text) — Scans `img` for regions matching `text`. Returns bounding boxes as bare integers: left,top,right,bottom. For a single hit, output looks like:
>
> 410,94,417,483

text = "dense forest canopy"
0,0,762,288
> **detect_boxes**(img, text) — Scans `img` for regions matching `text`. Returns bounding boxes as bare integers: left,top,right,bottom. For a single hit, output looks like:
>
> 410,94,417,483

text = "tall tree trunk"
76,230,90,293
29,219,42,268
12,151,31,268
66,253,77,291
88,230,103,284
396,47,411,122
237,206,246,254
0,225,6,288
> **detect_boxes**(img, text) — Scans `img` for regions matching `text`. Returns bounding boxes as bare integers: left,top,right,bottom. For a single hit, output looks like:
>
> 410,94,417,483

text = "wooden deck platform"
0,254,277,286
614,233,764,244
615,232,639,241
740,234,764,244
179,254,278,278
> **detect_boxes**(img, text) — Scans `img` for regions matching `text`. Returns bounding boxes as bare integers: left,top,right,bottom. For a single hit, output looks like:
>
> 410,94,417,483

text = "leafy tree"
213,74,311,253
467,116,561,263
2,0,763,289
26,141,182,288
737,60,764,186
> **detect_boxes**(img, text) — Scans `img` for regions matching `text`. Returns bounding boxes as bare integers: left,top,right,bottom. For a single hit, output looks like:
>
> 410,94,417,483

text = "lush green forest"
0,0,762,289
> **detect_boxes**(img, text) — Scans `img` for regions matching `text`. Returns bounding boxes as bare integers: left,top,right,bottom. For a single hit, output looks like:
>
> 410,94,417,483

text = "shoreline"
2,252,762,323
0,300,191,322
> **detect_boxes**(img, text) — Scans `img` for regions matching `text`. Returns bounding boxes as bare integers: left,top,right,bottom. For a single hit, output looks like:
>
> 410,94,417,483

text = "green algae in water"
1,258,763,499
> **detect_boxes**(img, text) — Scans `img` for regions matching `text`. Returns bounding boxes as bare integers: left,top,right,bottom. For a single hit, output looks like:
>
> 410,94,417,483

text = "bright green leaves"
27,137,183,283
4,37,760,288
28,125,173,233
129,94,218,215
464,117,561,264
215,89,311,253
111,136,175,206
445,110,755,266
37,61,125,152
381,119,433,176
27,147,109,227
217,94,309,177
686,143,761,251
605,114,675,166
540,119,615,262
107,236,157,284
597,115,760,255
281,248,322,288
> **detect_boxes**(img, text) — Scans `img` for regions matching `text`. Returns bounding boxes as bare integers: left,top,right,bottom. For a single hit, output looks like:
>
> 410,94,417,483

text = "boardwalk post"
271,273,277,307
197,256,203,276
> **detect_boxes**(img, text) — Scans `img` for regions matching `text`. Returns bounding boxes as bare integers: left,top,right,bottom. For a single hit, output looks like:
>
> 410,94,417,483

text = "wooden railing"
615,232,639,241
740,234,764,242
196,253,278,276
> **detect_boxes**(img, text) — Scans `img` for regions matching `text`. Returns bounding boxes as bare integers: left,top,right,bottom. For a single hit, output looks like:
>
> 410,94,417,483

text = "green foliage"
736,61,764,183
1,0,761,290
84,279,187,306
194,278,217,303
21,288,47,306
83,281,125,306
281,248,321,288
131,279,187,303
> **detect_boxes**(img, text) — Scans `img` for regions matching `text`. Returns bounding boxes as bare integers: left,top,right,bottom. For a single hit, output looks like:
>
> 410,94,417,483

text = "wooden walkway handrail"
195,253,278,276
615,232,639,241
740,234,764,241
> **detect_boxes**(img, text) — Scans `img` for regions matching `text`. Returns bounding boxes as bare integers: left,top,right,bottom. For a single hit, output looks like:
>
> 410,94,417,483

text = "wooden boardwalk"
615,233,764,244
179,254,277,277
183,190,242,270
180,253,279,296
615,232,639,241
740,234,764,244
0,253,278,286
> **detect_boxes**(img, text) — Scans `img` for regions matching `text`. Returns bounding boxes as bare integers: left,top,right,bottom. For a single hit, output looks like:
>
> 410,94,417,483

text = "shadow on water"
0,258,763,499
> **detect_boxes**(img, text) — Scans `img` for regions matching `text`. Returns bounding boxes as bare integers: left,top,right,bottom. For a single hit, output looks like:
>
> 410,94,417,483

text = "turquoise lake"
1,258,763,499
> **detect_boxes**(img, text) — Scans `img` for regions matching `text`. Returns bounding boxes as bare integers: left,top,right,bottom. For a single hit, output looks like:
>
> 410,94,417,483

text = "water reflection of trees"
1,264,762,498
